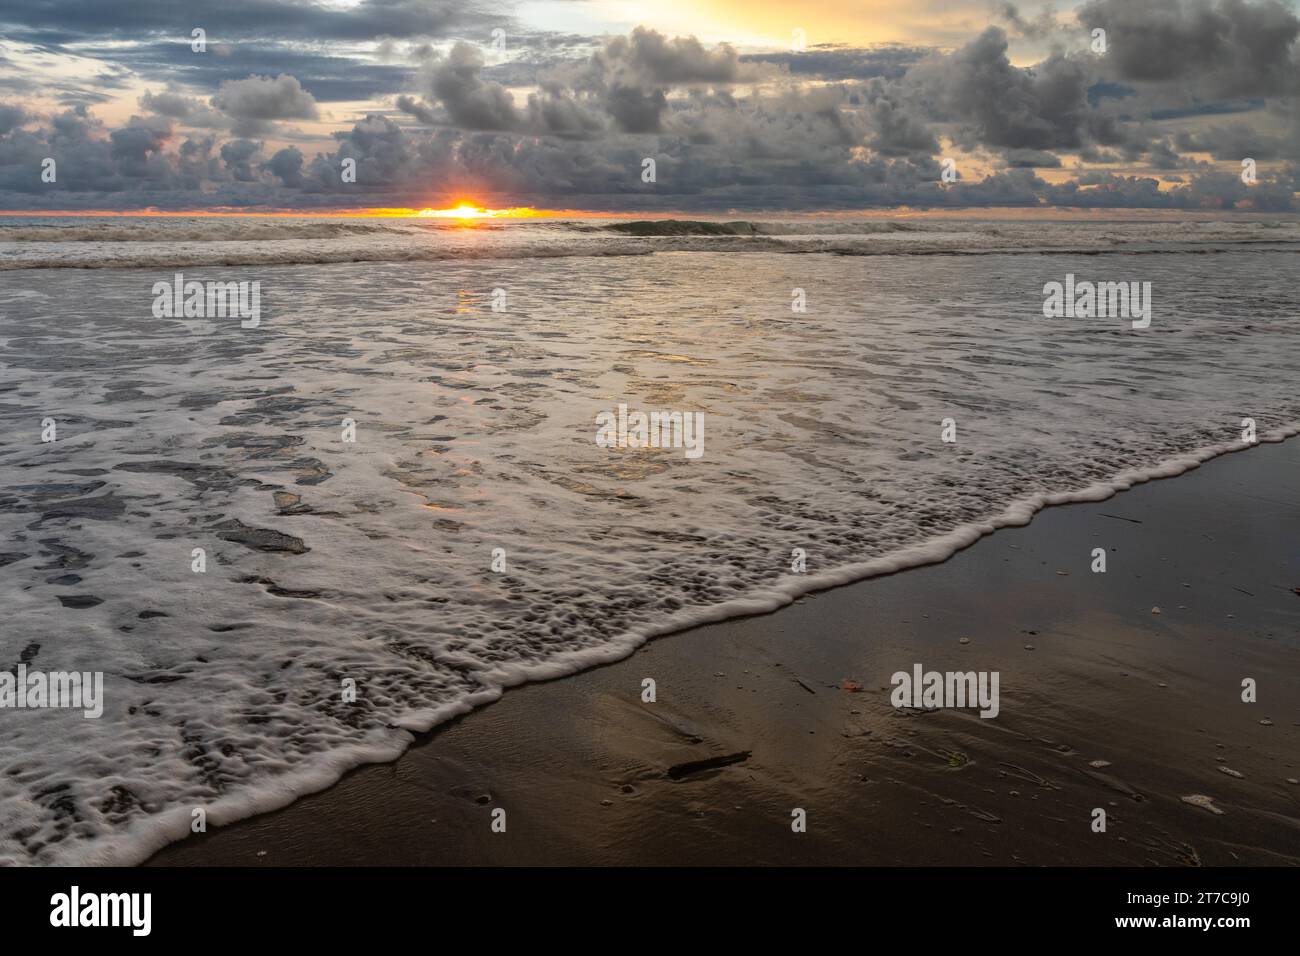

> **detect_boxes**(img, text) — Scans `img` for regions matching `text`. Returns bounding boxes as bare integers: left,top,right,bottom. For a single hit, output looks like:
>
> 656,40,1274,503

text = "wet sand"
148,439,1300,866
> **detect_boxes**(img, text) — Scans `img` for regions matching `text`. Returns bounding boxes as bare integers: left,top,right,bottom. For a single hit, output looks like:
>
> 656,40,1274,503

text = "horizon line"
1,206,1297,221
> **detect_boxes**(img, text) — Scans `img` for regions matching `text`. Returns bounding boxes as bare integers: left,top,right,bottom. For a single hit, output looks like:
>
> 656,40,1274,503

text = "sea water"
0,215,1297,863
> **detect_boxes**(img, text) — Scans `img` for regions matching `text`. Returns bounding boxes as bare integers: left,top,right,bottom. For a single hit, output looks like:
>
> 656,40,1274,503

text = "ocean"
1,215,1298,864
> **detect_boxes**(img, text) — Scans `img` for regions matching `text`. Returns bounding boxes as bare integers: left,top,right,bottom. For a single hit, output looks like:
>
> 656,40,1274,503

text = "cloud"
140,90,227,128
211,74,319,136
861,82,941,156
597,27,748,85
603,85,666,133
401,42,608,137
267,145,304,187
0,0,487,44
1077,0,1300,98
219,138,262,181
109,116,173,178
426,43,523,131
403,29,766,139
93,42,420,103
0,103,29,136
1174,118,1296,159
996,2,1068,40
908,28,1100,153
0,7,1297,212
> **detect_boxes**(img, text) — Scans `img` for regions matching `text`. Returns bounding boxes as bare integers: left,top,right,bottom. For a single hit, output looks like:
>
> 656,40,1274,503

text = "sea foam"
0,222,1297,864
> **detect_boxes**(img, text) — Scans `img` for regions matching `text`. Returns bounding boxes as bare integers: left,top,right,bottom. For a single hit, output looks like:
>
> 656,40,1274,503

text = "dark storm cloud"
109,116,172,172
0,104,172,194
393,95,440,126
1002,148,1063,167
0,101,275,198
1077,0,1300,98
603,85,666,133
219,138,262,181
908,28,1102,152
425,42,523,130
1148,99,1263,119
1174,120,1296,159
1,102,1293,211
1145,137,1206,169
267,145,304,186
859,81,941,157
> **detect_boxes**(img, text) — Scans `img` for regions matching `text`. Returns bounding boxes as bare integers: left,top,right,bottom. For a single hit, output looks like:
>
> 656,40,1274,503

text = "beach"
1,217,1298,866
148,435,1300,866
6,0,1300,912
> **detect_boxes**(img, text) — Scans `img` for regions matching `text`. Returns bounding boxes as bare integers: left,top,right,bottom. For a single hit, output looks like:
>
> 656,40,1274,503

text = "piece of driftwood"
666,750,752,780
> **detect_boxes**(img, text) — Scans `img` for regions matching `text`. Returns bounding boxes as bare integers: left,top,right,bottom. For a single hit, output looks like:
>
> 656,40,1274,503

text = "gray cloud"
140,89,227,128
1077,0,1300,98
908,28,1100,153
0,102,29,135
86,41,420,103
267,145,304,187
996,2,1068,40
426,42,523,131
219,138,262,181
597,27,748,85
1174,119,1296,159
0,0,489,44
1,4,1297,211
211,73,319,136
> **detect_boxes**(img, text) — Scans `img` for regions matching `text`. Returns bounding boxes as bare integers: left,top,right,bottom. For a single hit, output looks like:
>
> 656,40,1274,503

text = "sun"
416,202,496,220
412,203,547,220
420,203,490,219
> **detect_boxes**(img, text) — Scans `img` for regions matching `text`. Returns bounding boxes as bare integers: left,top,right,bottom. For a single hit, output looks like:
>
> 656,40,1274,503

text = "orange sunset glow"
414,204,547,220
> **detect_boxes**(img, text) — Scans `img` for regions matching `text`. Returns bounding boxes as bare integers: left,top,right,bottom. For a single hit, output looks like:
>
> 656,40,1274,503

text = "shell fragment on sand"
1180,794,1224,815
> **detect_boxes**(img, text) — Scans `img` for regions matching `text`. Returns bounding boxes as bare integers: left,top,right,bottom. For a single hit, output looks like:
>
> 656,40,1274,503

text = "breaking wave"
3,215,1299,270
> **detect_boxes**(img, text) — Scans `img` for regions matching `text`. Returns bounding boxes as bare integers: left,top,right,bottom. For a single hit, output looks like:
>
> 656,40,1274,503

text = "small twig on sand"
1099,513,1143,524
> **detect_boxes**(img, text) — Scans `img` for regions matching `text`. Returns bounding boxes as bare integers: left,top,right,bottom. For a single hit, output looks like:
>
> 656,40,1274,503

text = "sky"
0,0,1298,213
